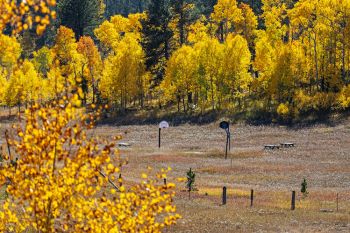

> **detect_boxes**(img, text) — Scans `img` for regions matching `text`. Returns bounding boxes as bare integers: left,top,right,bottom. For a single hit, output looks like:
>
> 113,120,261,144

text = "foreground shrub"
0,93,180,232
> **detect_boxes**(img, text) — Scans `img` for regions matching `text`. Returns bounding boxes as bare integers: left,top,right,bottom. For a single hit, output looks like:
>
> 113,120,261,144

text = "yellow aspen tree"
0,72,7,105
95,13,145,53
169,1,196,47
100,34,146,111
0,93,180,232
96,14,147,110
235,3,258,50
77,36,102,104
251,0,288,110
3,69,22,109
33,46,53,77
338,84,350,109
44,66,66,100
211,0,243,42
288,0,322,93
52,26,83,95
187,17,211,44
0,33,22,73
20,60,42,105
0,32,21,106
4,60,42,108
288,0,346,112
1,1,181,232
3,62,41,112
163,45,197,112
221,34,252,109
269,43,295,105
261,0,288,44
334,0,350,83
253,30,276,100
193,36,224,111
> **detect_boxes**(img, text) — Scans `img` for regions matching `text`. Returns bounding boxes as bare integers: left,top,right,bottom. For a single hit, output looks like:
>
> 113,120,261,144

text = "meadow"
1,108,350,232
1,0,350,232
91,119,349,232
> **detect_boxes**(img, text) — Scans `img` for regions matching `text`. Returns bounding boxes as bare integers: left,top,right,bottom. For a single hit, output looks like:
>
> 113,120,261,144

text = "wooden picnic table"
280,143,294,148
264,144,280,150
118,142,131,147
264,143,295,150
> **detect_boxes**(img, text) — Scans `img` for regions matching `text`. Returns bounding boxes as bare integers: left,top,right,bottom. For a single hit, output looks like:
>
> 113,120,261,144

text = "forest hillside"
1,0,350,123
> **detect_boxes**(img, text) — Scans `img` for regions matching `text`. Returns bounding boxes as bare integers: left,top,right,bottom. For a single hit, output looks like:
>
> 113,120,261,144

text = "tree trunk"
210,78,215,111
183,96,186,113
342,25,346,82
219,22,224,43
179,9,185,45
313,35,319,90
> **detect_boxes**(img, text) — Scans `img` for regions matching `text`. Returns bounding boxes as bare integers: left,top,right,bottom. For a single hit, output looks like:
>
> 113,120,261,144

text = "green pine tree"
105,0,149,17
57,0,104,40
196,0,217,17
141,0,173,85
186,168,196,199
170,0,198,46
301,178,308,198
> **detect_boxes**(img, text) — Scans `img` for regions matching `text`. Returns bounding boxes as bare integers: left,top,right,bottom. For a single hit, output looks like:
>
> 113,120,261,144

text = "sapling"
301,178,309,198
186,168,196,199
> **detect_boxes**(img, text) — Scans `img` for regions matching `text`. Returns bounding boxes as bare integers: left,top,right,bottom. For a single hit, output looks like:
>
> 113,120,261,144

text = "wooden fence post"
291,191,296,210
250,189,254,207
336,193,339,212
222,187,227,205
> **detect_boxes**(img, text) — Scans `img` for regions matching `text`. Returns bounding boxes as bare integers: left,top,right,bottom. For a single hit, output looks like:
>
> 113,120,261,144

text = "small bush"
186,168,196,199
301,178,309,198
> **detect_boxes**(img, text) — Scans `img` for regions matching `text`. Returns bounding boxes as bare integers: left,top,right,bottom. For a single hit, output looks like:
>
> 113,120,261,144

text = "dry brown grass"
98,121,350,232
1,116,350,232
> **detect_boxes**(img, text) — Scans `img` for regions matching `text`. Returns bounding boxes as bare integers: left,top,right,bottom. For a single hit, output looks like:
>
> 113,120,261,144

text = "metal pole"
225,135,228,159
158,128,161,148
229,134,231,151
228,125,231,151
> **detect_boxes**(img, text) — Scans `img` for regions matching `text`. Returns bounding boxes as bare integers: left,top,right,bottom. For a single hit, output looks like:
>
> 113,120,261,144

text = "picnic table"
118,142,131,147
264,144,280,150
280,143,294,148
264,143,295,150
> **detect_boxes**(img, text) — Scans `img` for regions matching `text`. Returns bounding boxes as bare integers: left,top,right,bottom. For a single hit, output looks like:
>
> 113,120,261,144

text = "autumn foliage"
0,0,56,35
0,1,180,232
0,92,180,232
2,0,350,230
2,0,350,119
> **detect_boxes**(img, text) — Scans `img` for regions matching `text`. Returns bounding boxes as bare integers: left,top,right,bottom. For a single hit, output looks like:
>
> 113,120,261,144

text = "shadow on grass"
0,114,18,123
97,106,350,128
99,109,225,126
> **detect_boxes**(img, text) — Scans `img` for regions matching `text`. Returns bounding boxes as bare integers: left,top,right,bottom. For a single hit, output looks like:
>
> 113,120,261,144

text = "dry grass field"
1,110,350,232
94,121,350,232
